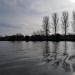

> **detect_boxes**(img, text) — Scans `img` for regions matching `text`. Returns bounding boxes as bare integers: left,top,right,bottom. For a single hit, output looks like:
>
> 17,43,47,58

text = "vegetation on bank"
0,34,75,41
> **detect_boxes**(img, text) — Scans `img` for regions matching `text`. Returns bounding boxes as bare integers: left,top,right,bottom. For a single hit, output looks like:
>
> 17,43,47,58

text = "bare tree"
42,16,50,40
61,11,69,39
52,13,59,35
72,11,75,33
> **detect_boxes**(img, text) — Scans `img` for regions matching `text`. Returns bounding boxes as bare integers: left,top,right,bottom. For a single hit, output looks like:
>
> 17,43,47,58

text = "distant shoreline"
0,34,75,41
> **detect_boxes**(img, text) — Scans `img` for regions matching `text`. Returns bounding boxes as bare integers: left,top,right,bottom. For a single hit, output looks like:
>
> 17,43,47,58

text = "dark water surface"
0,41,75,75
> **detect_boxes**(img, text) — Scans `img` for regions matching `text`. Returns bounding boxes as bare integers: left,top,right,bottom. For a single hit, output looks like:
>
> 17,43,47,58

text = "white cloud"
30,0,52,13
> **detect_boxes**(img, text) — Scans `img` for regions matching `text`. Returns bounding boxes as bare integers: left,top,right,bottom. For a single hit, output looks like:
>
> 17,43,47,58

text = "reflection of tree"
51,42,60,68
43,42,59,64
62,42,73,72
43,41,50,63
43,41,75,72
62,52,70,72
52,42,58,60
63,41,67,55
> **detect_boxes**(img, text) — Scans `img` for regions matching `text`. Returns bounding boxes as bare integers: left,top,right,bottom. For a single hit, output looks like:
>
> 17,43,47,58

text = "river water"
0,41,75,75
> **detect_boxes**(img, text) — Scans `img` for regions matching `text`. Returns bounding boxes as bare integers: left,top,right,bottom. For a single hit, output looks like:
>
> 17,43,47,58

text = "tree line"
42,11,75,37
1,11,75,41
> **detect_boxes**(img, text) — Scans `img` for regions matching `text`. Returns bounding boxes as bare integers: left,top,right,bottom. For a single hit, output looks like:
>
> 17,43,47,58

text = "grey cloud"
0,23,20,29
0,0,74,35
0,0,32,16
30,0,71,14
0,0,72,14
0,0,70,16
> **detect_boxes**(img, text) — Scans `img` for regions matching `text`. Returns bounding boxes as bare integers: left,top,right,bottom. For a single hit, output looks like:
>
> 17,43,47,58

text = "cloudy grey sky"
0,0,75,35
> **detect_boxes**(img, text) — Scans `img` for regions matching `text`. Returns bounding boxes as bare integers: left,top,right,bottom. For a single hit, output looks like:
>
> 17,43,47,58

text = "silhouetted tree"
42,16,50,41
52,13,59,35
25,35,30,41
72,11,75,32
61,11,69,40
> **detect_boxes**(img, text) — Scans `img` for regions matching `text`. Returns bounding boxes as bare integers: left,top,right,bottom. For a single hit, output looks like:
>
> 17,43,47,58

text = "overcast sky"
0,0,75,35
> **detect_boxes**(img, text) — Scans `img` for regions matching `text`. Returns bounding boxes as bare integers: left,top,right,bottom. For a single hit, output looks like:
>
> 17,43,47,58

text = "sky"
0,0,75,35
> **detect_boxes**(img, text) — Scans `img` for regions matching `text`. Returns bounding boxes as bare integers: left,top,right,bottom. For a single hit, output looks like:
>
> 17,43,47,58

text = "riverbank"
0,34,75,41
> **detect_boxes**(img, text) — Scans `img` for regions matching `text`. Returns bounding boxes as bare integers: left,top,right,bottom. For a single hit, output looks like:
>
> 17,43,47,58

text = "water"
0,41,75,75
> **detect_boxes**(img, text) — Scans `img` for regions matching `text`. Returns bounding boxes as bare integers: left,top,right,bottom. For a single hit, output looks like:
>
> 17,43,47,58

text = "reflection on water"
43,41,75,72
0,41,75,75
